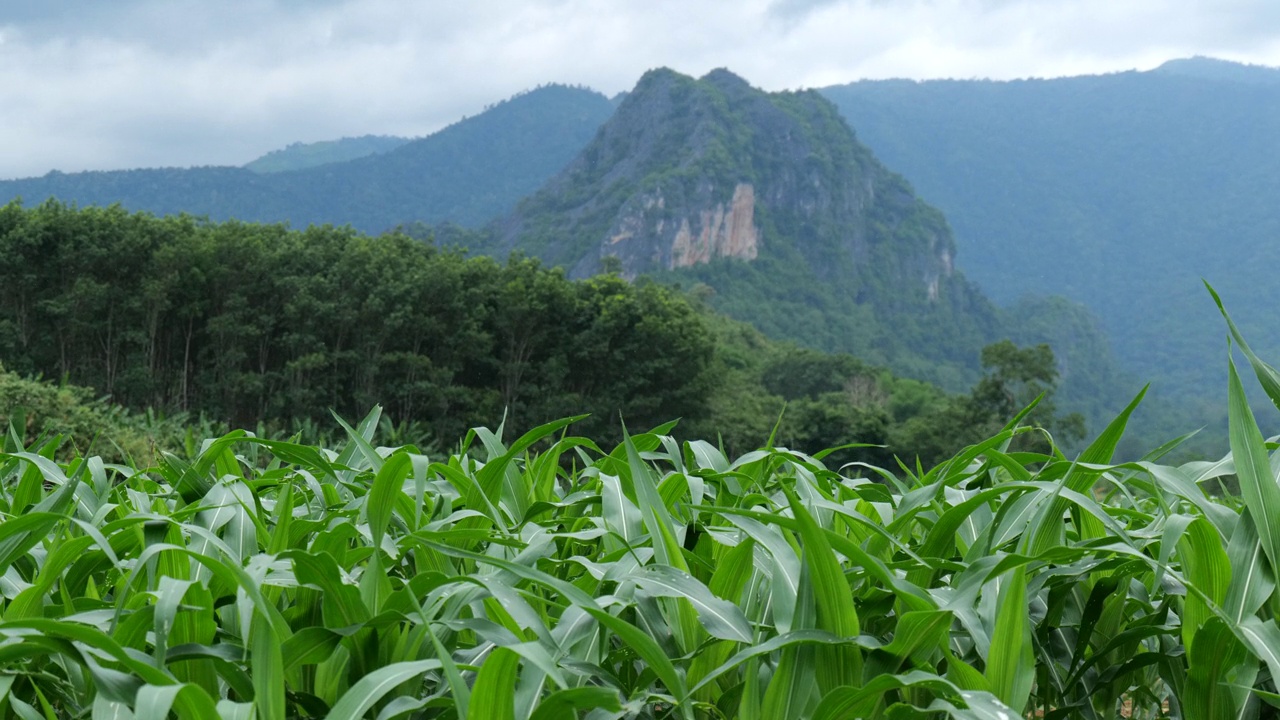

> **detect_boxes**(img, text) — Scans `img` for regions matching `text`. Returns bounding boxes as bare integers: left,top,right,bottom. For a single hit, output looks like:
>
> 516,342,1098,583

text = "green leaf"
468,647,520,720
366,452,411,551
1227,354,1280,581
0,512,67,576
251,611,285,720
631,565,753,643
424,622,470,719
783,488,862,695
1177,516,1231,650
984,565,1033,712
1078,385,1147,465
528,687,623,720
1207,281,1280,412
281,627,342,673
332,407,385,472
1224,510,1276,624
879,610,953,666
323,659,441,720
1185,618,1254,720
133,683,221,720
582,607,687,703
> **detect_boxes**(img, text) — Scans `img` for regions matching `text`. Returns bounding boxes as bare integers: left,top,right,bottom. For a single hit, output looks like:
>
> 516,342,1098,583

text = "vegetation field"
0,291,1277,719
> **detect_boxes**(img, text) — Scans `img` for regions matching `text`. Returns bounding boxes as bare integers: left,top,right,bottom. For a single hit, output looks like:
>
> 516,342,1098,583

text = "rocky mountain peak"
497,67,959,305
488,68,1009,392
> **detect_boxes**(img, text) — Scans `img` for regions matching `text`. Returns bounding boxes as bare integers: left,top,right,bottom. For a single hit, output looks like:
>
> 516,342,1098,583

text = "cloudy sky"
2,0,1278,179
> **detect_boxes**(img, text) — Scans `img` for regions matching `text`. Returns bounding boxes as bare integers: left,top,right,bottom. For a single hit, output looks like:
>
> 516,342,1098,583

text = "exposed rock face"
670,183,760,268
496,67,959,303
598,180,761,270
493,67,1003,389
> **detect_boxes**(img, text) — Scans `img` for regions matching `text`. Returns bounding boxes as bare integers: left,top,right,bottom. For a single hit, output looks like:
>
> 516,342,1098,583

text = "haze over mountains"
0,85,615,231
2,56,1275,450
482,68,1129,420
493,68,1008,388
822,56,1280,419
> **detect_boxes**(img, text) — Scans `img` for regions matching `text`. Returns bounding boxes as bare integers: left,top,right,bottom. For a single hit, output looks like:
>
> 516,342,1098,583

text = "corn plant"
0,287,1278,718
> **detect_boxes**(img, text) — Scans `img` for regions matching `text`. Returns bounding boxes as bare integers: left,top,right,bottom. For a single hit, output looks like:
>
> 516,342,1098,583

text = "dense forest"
5,63,1275,444
0,200,1081,466
821,59,1280,435
476,69,1138,444
6,65,1240,456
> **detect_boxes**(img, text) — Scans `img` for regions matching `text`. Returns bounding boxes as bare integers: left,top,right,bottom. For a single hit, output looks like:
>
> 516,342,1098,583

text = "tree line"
0,200,713,445
0,200,1081,465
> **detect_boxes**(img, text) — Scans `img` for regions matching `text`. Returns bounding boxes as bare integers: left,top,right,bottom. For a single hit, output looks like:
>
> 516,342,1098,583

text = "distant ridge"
820,56,1280,438
244,135,411,173
492,67,1130,409
1153,56,1280,85
0,84,616,232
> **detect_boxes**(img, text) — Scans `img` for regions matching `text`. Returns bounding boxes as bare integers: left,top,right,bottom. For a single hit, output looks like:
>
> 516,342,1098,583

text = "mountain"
820,58,1280,428
491,68,1133,411
0,84,615,232
1153,56,1280,85
244,135,411,173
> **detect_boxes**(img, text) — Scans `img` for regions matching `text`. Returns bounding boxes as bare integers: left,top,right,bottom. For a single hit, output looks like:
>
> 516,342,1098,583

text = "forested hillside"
497,68,1005,389
821,59,1280,427
0,85,614,233
1,65,1196,452
243,134,410,173
490,68,1136,436
0,200,1087,464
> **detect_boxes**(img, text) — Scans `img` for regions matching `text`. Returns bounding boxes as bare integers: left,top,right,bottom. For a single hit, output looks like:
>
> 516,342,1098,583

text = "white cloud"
1,0,1278,179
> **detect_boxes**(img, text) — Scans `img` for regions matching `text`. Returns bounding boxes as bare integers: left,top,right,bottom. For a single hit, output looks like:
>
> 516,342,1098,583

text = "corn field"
0,289,1278,719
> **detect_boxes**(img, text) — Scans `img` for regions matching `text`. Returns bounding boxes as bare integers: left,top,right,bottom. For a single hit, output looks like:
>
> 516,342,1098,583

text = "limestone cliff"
494,68,1004,389
497,69,958,292
606,181,760,270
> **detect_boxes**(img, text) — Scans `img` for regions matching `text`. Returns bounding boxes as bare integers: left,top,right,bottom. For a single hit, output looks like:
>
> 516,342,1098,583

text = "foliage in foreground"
1,292,1279,719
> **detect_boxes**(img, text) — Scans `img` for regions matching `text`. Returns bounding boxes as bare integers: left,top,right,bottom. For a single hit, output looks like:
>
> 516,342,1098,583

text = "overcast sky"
2,0,1278,179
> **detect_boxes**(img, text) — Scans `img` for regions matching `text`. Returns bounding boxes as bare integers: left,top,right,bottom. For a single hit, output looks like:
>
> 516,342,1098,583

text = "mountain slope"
820,60,1280,416
494,68,1131,406
244,135,410,173
0,85,615,232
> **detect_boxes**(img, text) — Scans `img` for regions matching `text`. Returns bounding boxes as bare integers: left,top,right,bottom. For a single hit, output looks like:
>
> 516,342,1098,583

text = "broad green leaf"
1224,510,1276,624
323,659,441,720
133,683,221,720
1185,618,1254,720
1238,617,1280,690
984,565,1033,712
281,627,342,673
468,647,520,720
1228,355,1280,581
631,565,753,643
251,612,285,720
1177,516,1231,650
92,696,135,720
366,452,411,551
784,487,862,695
0,512,68,576
812,670,1009,720
582,607,688,704
528,687,623,720
879,610,953,667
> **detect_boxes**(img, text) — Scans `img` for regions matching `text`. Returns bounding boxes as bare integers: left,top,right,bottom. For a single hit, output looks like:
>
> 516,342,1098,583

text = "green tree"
892,340,1086,467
